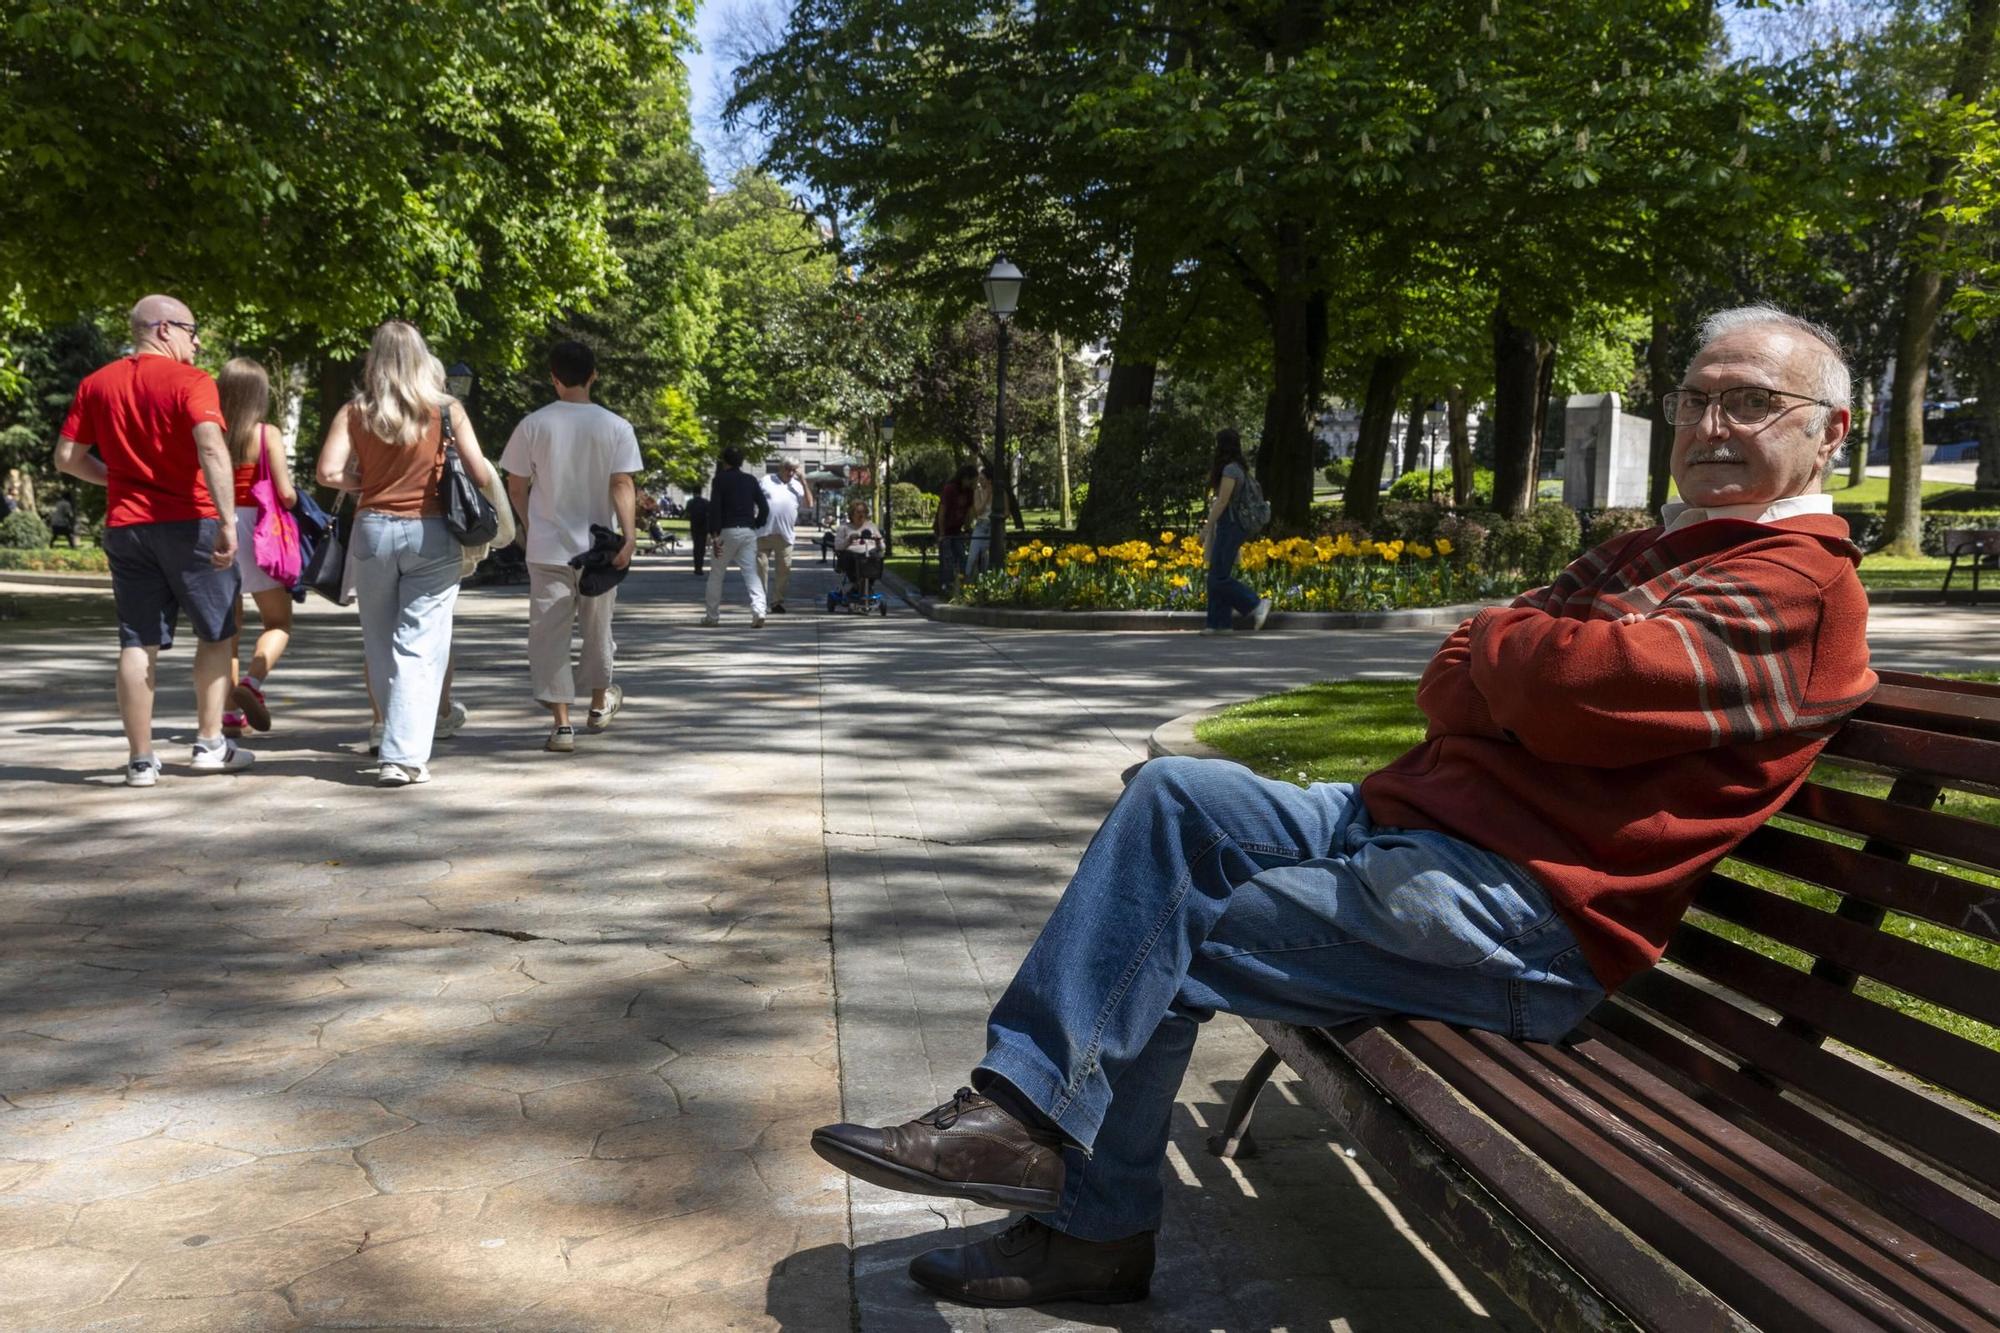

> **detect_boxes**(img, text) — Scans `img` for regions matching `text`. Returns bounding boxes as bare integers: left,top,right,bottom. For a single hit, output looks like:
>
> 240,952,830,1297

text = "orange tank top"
231,425,273,507
350,404,445,517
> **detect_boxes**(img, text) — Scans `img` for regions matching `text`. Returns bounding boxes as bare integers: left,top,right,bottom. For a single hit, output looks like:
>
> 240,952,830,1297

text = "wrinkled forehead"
1686,326,1813,384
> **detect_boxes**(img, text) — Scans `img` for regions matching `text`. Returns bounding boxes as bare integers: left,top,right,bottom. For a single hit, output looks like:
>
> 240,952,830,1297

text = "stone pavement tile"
0,1193,72,1253
15,1135,253,1204
519,1071,679,1134
480,1153,755,1244
489,1282,681,1331
69,1151,372,1252
0,1098,176,1161
0,1244,133,1320
563,1189,841,1300
355,1117,595,1194
166,1094,413,1156
376,1079,522,1125
284,1230,569,1327
40,1290,300,1333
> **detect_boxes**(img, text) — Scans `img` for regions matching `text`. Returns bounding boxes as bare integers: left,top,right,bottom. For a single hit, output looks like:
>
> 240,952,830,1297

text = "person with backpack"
1200,429,1271,636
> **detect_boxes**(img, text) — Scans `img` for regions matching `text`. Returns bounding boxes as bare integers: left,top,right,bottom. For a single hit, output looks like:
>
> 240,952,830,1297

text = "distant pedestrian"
965,463,1012,576
216,357,299,736
500,339,641,754
315,321,497,787
1200,429,1270,637
53,294,251,786
46,492,78,548
755,457,807,614
934,462,976,595
685,491,712,575
702,445,770,627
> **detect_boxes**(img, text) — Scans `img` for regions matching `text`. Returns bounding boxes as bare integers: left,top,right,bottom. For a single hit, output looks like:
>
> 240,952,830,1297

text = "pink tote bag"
250,429,303,585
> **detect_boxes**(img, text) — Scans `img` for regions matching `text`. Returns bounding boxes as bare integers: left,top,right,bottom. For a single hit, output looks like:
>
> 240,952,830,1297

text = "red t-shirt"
59,354,227,527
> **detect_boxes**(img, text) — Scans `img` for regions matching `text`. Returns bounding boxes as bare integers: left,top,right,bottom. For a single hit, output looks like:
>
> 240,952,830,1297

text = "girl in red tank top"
217,359,298,736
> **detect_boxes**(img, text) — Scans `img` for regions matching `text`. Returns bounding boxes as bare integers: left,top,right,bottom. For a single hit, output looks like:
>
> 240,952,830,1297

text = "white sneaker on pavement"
189,739,255,773
125,755,161,787
377,762,430,786
586,685,623,734
434,700,468,739
1251,597,1272,631
699,615,720,627
546,725,577,754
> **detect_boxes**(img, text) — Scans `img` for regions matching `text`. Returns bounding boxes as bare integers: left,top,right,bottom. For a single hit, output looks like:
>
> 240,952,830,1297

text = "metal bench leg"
1207,1045,1281,1160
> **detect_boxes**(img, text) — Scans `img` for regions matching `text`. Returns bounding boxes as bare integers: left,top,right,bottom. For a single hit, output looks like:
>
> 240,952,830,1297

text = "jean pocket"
1354,835,1554,971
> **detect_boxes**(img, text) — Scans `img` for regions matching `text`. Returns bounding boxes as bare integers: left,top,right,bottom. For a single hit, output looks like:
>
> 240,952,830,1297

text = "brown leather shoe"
910,1216,1153,1307
810,1087,1065,1211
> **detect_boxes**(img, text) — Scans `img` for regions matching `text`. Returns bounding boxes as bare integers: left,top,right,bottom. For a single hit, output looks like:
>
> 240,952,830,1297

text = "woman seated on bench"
805,305,1881,1310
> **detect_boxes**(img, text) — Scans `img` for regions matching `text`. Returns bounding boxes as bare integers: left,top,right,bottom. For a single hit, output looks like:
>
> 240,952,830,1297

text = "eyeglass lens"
1665,387,1774,426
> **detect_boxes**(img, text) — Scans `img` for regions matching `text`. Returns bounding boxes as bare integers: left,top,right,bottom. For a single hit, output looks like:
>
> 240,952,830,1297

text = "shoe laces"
995,1215,1047,1254
922,1086,982,1130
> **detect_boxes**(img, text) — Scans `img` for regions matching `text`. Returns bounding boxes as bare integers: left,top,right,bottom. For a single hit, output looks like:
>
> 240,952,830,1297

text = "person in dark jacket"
701,445,770,626
685,492,711,575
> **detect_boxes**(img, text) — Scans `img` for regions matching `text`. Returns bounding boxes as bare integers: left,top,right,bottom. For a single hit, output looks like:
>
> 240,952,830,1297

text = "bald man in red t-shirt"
54,294,253,786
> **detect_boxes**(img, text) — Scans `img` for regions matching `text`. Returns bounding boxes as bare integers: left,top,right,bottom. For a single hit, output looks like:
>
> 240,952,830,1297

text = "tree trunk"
1490,298,1554,518
1848,374,1874,491
1075,355,1156,541
1882,0,2000,555
1054,334,1072,528
1400,392,1427,480
1646,315,1677,511
1447,386,1472,508
1344,352,1411,527
1253,221,1329,535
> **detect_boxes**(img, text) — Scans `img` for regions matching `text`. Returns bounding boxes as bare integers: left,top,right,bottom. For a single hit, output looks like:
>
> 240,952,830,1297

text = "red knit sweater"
1360,513,1876,991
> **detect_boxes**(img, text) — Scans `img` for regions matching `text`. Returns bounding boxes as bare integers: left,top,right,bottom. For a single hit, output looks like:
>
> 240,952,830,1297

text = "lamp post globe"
444,362,476,401
982,255,1025,572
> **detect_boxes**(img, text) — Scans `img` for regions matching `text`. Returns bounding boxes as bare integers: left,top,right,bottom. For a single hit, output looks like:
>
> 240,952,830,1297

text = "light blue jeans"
974,756,1604,1241
352,513,460,768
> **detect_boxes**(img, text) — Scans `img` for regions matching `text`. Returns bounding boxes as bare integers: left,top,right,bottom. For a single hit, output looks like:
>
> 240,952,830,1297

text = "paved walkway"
1,546,1994,1332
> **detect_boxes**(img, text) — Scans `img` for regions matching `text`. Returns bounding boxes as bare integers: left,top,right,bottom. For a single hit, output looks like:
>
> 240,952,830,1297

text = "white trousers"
528,562,616,705
705,527,766,618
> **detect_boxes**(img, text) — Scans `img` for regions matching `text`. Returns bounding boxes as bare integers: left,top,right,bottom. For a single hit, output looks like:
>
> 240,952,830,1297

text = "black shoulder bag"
437,401,499,547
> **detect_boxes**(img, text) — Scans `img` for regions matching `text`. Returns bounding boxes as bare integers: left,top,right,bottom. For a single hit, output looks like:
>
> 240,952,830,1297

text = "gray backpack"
1232,467,1272,535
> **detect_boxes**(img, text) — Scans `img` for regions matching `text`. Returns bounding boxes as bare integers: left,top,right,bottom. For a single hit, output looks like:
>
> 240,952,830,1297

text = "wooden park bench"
1943,530,2000,598
1205,671,2000,1332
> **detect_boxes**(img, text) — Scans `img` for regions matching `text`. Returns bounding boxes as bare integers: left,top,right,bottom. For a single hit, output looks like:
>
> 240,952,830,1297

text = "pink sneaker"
222,710,248,738
232,679,271,731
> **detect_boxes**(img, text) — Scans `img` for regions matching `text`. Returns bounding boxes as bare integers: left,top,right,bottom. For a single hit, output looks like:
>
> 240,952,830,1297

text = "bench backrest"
1943,529,2000,557
1613,672,2000,1204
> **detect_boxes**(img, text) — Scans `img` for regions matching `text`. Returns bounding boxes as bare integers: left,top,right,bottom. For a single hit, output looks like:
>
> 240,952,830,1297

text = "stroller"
827,543,889,616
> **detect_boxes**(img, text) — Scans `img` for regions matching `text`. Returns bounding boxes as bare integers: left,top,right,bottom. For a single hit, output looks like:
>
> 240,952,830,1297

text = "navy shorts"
104,519,241,649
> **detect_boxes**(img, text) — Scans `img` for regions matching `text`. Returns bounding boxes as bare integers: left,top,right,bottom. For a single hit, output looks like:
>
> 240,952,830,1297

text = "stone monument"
1562,392,1653,509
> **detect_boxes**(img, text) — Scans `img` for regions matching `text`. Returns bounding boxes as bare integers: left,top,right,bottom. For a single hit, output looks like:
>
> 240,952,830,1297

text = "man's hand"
211,521,237,568
614,538,636,570
711,536,722,555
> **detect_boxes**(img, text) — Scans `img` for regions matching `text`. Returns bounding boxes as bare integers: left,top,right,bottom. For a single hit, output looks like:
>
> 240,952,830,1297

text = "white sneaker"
586,685,623,734
434,700,468,739
190,739,255,773
545,725,576,754
751,615,766,628
1251,597,1272,632
699,615,720,627
368,723,384,757
377,762,430,786
125,755,161,787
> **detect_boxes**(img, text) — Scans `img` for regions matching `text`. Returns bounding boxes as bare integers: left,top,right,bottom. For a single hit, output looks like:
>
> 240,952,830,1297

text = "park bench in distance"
1943,529,2000,598
1205,672,2000,1332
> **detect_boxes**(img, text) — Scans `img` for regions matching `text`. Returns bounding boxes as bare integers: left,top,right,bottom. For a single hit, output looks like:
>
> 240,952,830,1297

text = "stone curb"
0,569,113,588
1145,704,1237,762
933,600,1497,633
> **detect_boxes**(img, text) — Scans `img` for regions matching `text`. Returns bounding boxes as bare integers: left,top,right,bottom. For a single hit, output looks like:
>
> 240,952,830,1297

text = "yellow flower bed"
955,531,1487,613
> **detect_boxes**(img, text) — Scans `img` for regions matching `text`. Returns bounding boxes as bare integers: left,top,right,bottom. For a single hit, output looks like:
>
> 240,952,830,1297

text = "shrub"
0,546,109,572
1070,481,1089,516
891,481,937,525
1323,459,1351,488
0,509,51,549
1433,511,1493,567
1387,466,1493,506
1531,501,1584,568
1372,500,1448,545
1836,508,2000,555
1585,506,1655,548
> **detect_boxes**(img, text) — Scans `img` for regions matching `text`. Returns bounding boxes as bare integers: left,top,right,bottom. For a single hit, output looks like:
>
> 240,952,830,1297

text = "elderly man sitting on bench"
810,305,1880,1308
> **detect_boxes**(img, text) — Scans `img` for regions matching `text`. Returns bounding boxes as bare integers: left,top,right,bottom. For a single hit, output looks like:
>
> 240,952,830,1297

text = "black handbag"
299,491,353,603
437,402,499,547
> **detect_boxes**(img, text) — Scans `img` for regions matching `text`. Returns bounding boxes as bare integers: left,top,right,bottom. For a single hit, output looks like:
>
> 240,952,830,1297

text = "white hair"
1696,304,1851,434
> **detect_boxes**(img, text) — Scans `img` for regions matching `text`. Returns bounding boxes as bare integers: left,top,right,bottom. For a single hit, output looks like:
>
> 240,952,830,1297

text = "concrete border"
932,600,1496,633
0,569,113,589
1145,704,1236,761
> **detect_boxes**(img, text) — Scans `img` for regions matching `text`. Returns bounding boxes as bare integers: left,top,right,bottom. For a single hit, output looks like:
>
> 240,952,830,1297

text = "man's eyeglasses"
155,319,199,339
1661,385,1829,427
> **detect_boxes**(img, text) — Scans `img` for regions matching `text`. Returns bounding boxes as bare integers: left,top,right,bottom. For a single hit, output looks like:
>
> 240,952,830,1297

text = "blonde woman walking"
316,322,495,786
216,358,298,734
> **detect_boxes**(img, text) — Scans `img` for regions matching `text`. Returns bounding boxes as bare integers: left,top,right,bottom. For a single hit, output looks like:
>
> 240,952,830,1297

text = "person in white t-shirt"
754,456,811,613
499,340,642,754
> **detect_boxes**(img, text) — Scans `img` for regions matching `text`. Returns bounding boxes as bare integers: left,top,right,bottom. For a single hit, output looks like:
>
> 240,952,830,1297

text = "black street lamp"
982,255,1024,571
444,361,476,401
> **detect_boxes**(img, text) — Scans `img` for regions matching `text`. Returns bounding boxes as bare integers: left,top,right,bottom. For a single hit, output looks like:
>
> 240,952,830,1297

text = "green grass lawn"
1194,676,2000,1054
1855,553,1953,590
1822,475,1973,508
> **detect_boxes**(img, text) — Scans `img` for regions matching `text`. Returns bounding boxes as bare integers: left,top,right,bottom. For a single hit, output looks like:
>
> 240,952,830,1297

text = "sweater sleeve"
1415,621,1509,741
1466,556,1832,767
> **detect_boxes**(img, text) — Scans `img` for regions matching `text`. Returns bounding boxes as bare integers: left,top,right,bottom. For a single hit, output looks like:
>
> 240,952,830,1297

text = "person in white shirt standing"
499,341,642,754
754,456,811,614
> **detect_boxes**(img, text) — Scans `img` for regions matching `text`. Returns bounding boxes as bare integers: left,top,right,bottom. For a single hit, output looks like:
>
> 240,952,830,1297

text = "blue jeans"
974,756,1604,1241
352,513,461,768
936,533,970,595
1205,515,1259,629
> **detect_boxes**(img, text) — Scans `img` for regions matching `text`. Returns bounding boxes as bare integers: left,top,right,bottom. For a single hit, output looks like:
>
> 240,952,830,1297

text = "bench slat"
1618,968,2000,1195
1730,824,2000,944
1390,1021,1935,1331
1861,681,2000,740
1587,1001,2000,1269
1781,783,2000,879
1511,1033,2000,1327
1873,671,2000,706
1821,720,2000,795
1664,928,2000,1113
1693,873,2000,1029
